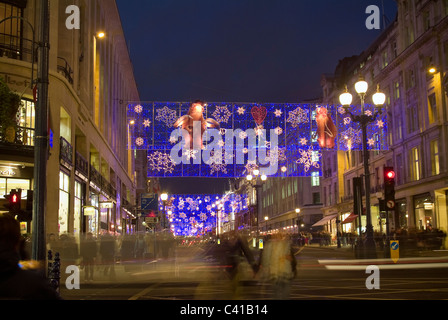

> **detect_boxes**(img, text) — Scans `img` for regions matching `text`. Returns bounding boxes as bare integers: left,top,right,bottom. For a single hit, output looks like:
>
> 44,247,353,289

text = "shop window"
58,171,70,234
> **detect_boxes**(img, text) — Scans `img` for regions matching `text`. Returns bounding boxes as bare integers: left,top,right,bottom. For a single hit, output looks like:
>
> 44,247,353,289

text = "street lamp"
295,208,301,234
246,169,267,247
160,193,168,229
339,76,386,259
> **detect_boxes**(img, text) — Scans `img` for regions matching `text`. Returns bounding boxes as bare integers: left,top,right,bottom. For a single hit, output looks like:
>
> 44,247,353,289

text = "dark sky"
116,0,397,194
116,0,397,104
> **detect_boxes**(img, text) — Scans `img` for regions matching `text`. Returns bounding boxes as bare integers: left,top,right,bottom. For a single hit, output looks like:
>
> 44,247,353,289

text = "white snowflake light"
134,104,143,113
135,137,144,146
287,107,309,127
212,105,232,123
143,119,151,128
274,127,283,135
147,151,176,174
237,107,246,115
155,106,178,127
295,148,322,173
274,109,283,117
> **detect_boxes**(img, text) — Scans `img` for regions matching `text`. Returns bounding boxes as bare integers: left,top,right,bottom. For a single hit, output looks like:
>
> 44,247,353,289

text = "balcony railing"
0,33,36,63
57,57,74,85
0,125,35,146
59,137,73,169
75,151,89,180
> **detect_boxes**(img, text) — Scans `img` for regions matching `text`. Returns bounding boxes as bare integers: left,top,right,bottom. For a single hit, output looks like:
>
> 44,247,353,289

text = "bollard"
47,250,61,293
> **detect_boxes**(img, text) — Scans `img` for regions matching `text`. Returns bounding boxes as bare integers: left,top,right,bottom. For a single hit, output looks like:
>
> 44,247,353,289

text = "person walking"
80,232,97,283
0,213,61,300
258,232,297,299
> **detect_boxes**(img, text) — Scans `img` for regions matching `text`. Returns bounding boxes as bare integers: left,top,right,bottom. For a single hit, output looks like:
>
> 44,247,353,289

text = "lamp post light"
160,193,168,230
295,208,301,235
264,216,269,235
339,76,386,259
246,170,267,248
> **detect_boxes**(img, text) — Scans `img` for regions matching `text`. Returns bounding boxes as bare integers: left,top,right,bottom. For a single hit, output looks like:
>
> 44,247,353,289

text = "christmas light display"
127,101,388,178
160,193,248,237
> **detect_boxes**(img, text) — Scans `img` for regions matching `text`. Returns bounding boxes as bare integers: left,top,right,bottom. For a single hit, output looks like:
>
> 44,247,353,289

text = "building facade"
0,0,144,240
320,0,448,248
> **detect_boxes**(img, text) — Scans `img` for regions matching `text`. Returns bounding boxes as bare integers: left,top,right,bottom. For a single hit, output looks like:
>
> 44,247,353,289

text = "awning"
343,213,358,224
312,214,338,227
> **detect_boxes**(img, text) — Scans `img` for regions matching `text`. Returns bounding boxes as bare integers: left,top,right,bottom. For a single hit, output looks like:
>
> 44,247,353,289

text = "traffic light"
3,189,21,214
384,167,395,209
17,190,33,222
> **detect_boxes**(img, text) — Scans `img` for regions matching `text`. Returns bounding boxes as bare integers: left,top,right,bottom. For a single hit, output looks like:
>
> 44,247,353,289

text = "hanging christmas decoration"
128,101,388,177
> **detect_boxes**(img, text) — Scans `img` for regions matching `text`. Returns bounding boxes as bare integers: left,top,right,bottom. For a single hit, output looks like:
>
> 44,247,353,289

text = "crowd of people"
46,231,177,282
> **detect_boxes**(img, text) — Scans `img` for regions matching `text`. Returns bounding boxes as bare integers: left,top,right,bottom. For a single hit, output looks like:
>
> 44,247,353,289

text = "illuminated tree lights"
161,194,247,237
127,102,388,178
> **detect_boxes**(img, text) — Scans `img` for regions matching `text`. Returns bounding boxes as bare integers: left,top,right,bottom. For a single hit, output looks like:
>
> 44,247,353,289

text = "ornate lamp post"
246,169,267,247
339,76,386,259
160,193,168,229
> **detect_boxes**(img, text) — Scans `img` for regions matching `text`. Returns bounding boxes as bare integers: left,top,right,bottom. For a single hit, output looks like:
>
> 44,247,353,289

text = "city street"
59,244,448,301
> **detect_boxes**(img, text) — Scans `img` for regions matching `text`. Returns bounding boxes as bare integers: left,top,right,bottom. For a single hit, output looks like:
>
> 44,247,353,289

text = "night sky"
116,0,398,194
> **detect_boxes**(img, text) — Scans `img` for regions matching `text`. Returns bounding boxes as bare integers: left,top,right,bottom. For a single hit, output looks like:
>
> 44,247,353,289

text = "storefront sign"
0,167,17,177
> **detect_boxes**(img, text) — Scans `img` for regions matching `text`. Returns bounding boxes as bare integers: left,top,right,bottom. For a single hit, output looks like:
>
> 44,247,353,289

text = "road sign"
390,240,399,263
141,194,158,212
386,200,395,209
145,217,159,224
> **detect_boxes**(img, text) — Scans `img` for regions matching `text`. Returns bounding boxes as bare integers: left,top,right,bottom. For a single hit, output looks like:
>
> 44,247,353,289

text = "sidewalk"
298,243,448,260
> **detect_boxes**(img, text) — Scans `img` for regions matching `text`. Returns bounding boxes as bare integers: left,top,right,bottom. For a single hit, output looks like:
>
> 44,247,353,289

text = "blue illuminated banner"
161,193,247,237
127,101,388,178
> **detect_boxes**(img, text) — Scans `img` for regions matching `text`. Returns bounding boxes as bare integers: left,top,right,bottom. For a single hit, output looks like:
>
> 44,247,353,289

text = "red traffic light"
385,170,395,179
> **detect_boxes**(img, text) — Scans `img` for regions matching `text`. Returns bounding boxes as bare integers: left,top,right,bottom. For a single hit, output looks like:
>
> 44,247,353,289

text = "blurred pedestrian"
80,232,97,283
0,213,61,300
99,233,116,280
258,232,297,299
134,234,146,260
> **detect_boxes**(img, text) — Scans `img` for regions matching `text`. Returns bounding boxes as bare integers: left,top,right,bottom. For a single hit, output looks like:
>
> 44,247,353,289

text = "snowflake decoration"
237,107,246,115
169,136,178,144
274,109,283,117
210,163,228,175
265,146,286,164
274,127,283,135
239,131,247,139
179,212,187,219
254,125,264,136
368,138,375,147
135,137,144,146
134,104,143,113
155,106,178,127
299,137,308,146
183,149,198,160
143,119,151,128
376,119,384,128
295,148,322,173
212,105,232,123
199,212,208,221
340,127,362,149
365,110,373,116
244,160,258,174
147,151,176,174
287,107,309,127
